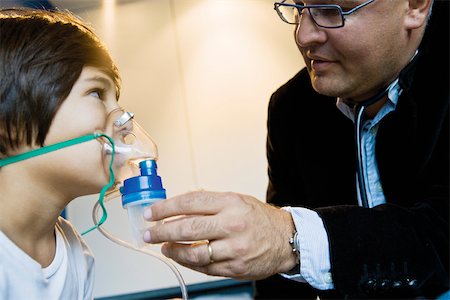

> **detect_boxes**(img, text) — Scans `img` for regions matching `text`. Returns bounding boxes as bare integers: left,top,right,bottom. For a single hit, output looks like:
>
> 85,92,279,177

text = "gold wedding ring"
207,242,214,264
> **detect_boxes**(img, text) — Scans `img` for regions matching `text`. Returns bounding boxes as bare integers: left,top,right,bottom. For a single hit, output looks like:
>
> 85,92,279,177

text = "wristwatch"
289,231,300,264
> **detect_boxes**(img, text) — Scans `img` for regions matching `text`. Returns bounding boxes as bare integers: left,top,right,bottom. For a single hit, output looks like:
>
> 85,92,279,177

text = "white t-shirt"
0,217,95,300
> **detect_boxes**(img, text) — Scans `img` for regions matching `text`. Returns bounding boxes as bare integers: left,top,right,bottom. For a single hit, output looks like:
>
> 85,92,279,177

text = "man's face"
295,0,413,101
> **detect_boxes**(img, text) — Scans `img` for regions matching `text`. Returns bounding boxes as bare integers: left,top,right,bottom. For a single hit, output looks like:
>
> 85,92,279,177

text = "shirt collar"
336,78,402,123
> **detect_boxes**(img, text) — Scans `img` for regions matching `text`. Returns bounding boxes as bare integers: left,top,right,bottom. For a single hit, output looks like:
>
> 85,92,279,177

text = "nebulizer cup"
91,108,188,299
121,159,166,248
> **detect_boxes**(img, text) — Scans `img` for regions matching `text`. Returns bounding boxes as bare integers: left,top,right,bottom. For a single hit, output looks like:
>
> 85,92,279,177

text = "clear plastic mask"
102,108,158,189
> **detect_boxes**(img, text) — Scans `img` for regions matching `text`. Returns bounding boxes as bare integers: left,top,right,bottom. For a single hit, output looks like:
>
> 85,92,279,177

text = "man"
143,0,449,298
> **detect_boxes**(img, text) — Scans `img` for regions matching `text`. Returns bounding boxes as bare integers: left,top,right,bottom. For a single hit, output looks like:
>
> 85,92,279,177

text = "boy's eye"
89,90,103,99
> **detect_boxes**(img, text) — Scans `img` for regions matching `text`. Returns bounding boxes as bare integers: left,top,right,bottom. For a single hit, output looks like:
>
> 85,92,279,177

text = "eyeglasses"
274,0,375,29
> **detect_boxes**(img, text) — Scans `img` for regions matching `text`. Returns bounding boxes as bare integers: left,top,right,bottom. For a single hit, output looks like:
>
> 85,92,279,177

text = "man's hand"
143,191,298,280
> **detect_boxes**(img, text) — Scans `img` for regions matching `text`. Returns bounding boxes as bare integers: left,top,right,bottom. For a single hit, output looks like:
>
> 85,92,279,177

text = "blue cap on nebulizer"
120,159,166,207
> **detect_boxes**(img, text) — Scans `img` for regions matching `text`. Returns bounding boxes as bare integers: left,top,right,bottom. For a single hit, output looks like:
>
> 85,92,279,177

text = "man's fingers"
160,239,236,264
161,242,212,267
147,191,230,221
146,215,223,243
161,242,252,280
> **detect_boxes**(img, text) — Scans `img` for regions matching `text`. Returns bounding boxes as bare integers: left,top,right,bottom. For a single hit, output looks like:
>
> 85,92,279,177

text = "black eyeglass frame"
274,0,375,29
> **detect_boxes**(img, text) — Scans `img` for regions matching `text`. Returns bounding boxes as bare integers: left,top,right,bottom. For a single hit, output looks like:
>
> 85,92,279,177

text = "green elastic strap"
0,132,115,236
0,134,99,167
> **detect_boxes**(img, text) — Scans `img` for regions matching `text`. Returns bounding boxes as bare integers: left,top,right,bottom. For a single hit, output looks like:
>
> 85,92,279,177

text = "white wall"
65,0,305,298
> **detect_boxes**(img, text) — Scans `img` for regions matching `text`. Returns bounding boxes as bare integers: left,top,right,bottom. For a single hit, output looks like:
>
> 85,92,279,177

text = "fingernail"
143,231,151,243
144,208,152,220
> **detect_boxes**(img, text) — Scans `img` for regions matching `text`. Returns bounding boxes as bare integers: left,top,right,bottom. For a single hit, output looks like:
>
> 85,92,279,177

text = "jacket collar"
398,50,421,93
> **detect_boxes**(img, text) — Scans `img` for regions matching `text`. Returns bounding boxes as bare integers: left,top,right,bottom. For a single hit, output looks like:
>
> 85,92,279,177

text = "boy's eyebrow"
84,76,113,89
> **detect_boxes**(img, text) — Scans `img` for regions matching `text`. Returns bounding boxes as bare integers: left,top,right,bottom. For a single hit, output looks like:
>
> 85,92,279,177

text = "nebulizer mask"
0,108,187,299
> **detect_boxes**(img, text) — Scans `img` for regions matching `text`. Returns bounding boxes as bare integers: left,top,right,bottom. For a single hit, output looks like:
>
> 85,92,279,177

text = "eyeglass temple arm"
341,0,375,16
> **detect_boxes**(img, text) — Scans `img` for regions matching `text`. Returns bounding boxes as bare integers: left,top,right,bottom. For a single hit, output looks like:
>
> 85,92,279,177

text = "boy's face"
34,66,121,197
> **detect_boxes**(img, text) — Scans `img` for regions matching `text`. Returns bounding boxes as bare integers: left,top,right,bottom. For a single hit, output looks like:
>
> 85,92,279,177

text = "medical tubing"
352,85,389,208
355,105,369,208
82,133,116,235
92,195,188,300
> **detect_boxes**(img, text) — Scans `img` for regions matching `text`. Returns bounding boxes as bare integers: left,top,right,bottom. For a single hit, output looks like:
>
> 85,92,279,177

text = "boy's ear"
404,0,434,29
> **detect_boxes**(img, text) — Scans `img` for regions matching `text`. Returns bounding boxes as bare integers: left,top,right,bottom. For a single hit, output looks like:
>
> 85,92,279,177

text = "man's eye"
317,7,341,16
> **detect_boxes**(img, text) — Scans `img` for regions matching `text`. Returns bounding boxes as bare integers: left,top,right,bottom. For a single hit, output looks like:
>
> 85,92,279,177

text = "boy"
0,8,121,299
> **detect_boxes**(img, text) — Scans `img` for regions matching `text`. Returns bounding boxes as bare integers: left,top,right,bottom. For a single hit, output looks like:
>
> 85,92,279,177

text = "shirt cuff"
280,206,334,290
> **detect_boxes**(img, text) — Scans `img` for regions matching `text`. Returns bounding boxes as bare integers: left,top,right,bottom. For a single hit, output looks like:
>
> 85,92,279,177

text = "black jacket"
254,1,449,298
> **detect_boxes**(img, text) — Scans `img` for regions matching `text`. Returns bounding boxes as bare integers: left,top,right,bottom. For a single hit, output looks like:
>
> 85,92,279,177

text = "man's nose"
294,9,327,48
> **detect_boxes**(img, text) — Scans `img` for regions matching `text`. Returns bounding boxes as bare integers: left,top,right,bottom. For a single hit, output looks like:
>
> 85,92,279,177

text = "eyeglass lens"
277,4,343,28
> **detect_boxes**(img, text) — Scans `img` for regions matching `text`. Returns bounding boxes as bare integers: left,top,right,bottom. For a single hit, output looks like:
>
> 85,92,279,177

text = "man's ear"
404,0,434,29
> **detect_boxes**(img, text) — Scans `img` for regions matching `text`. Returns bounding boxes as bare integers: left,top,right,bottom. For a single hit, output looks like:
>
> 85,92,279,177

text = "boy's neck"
0,213,58,267
0,169,61,267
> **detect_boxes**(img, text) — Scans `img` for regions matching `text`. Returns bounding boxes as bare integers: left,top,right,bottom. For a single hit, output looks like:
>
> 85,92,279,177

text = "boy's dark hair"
0,8,121,157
